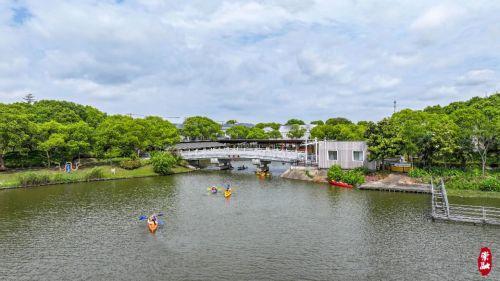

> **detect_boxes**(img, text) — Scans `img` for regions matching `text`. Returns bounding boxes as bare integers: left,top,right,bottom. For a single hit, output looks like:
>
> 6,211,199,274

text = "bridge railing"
179,147,305,162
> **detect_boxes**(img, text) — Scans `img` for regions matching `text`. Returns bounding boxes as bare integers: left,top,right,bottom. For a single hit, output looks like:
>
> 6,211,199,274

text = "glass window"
328,151,338,161
353,151,364,161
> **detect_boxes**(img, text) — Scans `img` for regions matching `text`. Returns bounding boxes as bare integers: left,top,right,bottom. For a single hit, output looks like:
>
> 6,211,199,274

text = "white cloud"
457,69,496,86
410,4,465,31
297,51,347,79
390,54,420,66
0,0,499,122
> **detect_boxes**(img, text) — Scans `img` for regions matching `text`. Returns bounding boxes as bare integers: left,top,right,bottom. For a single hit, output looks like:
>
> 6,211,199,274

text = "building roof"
174,141,226,150
218,139,304,144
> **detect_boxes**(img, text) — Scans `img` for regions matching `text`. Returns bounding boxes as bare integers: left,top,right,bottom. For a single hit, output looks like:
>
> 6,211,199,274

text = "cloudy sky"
0,0,499,123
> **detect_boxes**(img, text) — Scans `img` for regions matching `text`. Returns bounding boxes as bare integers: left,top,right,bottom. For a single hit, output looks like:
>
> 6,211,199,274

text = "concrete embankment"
359,174,431,193
281,166,328,183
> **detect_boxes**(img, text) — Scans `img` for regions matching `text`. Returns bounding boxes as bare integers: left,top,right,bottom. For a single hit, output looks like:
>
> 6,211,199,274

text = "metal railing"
180,147,306,163
431,179,500,225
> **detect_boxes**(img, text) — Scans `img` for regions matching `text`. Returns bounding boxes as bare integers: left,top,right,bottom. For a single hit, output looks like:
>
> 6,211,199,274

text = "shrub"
408,168,430,179
353,166,371,175
52,173,75,183
18,172,51,186
343,170,365,186
151,152,177,175
479,177,500,192
327,165,365,186
84,167,104,181
327,165,343,182
119,159,142,170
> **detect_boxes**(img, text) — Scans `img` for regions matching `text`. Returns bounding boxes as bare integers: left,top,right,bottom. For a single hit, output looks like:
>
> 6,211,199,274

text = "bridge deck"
180,147,305,162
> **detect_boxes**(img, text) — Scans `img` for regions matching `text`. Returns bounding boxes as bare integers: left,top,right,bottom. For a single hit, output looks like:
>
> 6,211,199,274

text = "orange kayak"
147,219,158,233
224,190,232,198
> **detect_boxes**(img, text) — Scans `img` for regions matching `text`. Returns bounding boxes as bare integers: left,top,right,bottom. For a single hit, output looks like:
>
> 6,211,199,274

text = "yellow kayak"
224,190,232,198
147,219,158,233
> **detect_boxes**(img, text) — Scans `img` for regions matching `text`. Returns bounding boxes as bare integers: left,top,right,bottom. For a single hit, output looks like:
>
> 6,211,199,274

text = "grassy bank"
0,165,192,189
446,189,500,199
407,167,499,198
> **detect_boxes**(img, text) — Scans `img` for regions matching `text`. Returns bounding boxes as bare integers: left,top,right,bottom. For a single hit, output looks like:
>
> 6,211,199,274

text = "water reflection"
0,170,498,280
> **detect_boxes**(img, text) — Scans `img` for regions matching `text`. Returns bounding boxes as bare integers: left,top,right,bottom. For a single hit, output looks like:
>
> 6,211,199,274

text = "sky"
0,0,499,123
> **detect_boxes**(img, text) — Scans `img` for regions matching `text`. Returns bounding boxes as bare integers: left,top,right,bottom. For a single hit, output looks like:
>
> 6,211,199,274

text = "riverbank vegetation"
0,100,180,170
0,164,191,189
327,165,366,186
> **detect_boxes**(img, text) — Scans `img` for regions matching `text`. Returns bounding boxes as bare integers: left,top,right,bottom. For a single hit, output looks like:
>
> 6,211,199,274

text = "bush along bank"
327,165,366,187
17,167,105,187
1,160,193,189
408,167,500,192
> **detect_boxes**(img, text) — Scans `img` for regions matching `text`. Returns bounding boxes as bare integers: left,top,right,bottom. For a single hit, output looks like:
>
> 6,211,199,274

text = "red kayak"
329,180,353,188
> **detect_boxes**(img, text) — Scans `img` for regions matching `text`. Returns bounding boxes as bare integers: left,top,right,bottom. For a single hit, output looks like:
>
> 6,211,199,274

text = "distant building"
279,124,316,140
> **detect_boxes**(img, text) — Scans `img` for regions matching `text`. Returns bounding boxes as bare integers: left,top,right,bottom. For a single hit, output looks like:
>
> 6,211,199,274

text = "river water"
0,165,498,281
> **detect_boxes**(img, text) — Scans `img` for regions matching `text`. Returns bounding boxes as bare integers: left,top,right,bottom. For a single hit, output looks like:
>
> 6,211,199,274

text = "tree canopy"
182,116,222,141
285,119,305,125
0,100,180,168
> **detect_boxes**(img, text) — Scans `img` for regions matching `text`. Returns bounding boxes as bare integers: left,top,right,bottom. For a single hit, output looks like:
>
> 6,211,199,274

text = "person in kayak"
211,186,217,193
149,214,158,224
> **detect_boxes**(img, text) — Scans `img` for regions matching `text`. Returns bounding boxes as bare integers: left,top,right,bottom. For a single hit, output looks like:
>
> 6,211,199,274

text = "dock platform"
431,179,500,226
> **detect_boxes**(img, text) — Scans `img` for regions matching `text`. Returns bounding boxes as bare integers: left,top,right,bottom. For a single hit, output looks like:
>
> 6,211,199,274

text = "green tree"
310,124,365,141
95,115,142,158
226,125,250,139
287,124,306,139
365,118,404,169
66,121,94,162
255,122,281,130
182,116,222,140
0,113,32,170
285,119,305,125
451,107,498,174
267,129,282,139
151,152,178,175
39,133,67,168
310,120,324,125
325,117,352,126
137,116,180,151
226,120,238,125
247,127,269,139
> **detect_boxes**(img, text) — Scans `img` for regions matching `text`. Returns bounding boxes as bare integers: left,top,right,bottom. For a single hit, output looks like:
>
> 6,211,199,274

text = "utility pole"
23,93,35,104
393,100,397,114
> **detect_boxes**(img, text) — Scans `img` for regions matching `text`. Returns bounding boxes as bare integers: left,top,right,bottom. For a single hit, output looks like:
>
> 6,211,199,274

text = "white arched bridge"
180,147,306,163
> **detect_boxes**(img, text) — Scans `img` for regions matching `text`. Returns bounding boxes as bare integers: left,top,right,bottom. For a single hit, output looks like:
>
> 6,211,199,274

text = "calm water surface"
0,165,499,281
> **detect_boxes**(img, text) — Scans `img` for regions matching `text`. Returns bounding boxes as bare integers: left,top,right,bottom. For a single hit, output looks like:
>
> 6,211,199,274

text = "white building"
317,140,376,170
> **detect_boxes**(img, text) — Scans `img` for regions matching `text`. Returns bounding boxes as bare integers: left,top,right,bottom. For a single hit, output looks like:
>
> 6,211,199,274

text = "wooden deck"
359,183,430,193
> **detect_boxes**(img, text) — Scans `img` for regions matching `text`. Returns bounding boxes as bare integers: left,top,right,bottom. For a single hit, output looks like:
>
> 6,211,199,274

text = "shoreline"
2,166,499,199
280,167,499,199
0,165,194,190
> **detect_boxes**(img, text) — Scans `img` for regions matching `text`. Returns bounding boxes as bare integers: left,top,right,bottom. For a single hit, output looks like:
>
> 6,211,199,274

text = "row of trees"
366,94,499,173
1,94,497,172
179,118,309,140
0,100,179,169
